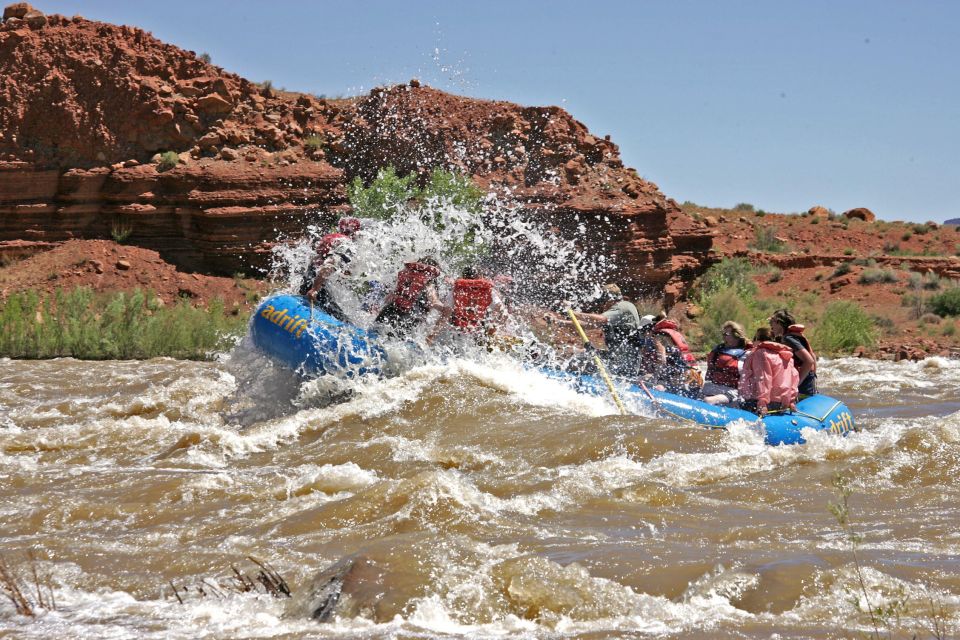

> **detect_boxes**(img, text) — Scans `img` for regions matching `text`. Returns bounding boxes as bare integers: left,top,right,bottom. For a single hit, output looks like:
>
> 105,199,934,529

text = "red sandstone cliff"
0,3,711,295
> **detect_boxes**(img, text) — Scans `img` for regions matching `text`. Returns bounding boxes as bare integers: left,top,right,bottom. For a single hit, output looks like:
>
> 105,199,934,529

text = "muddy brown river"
1,348,959,638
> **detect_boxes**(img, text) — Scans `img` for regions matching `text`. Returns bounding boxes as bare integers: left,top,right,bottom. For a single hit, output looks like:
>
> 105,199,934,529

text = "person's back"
769,309,817,397
298,217,362,321
739,328,799,415
375,258,443,336
644,317,699,396
450,269,494,332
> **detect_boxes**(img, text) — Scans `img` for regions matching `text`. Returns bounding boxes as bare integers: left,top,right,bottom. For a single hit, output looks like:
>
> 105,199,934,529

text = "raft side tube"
250,295,386,377
549,369,855,446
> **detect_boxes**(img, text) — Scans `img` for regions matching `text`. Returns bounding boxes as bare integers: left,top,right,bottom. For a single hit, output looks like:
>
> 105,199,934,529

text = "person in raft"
639,313,701,397
549,284,642,377
768,308,818,398
429,265,508,344
738,327,799,416
701,321,750,406
374,257,445,337
299,217,362,322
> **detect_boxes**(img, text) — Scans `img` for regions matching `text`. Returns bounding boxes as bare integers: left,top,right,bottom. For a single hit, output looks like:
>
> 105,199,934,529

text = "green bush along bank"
691,259,879,354
0,288,248,360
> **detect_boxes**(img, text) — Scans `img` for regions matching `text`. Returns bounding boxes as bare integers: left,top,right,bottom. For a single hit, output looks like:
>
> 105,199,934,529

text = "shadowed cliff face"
0,4,711,293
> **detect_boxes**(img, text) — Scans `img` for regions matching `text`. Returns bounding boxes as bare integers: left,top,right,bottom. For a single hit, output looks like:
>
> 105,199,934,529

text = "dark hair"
419,256,440,268
461,265,478,279
770,309,795,327
754,327,773,342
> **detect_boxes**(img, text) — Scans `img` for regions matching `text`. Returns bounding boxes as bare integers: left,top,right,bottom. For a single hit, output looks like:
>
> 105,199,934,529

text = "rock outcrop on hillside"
0,4,710,295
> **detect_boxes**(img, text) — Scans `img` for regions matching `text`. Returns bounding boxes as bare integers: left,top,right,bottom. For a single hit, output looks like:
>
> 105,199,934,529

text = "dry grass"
167,556,291,604
0,552,56,617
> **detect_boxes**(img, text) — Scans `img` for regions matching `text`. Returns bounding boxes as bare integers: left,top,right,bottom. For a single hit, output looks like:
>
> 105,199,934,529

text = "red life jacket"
786,324,817,365
392,262,441,312
707,346,746,387
653,319,697,365
316,233,348,260
451,278,493,329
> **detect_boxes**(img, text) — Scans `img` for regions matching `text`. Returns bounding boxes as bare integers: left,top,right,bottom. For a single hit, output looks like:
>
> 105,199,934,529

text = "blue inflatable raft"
250,294,856,446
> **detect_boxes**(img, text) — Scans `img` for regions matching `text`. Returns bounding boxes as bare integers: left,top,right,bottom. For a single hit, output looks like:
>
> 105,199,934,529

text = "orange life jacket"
653,319,697,365
451,278,493,329
786,324,817,365
316,232,348,260
707,345,746,387
392,262,441,312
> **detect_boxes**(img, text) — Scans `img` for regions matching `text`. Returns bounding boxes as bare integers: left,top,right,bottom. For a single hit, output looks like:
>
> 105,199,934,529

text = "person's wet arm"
795,347,815,382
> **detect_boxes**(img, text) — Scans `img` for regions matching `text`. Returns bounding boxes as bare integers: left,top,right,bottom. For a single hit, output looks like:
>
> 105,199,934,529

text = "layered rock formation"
0,4,711,295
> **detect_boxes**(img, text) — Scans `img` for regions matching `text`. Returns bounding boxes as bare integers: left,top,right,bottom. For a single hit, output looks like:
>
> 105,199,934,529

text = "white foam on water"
824,355,960,400
778,563,960,634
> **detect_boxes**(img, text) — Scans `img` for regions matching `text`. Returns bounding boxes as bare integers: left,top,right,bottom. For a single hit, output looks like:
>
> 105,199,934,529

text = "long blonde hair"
721,321,747,347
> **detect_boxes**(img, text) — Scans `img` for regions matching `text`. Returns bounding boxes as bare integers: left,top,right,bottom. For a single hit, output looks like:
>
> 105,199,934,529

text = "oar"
565,309,627,416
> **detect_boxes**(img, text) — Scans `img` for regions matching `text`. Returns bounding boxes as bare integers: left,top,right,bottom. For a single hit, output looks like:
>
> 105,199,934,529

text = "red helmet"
338,217,361,236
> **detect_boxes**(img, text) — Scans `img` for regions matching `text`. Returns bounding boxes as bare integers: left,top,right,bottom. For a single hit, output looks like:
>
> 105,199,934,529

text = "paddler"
546,284,642,376
374,256,445,337
428,265,508,345
636,313,701,396
299,217,361,321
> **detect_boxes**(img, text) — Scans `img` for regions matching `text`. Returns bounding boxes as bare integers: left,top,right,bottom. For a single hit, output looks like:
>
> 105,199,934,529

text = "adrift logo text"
260,305,309,338
828,411,856,434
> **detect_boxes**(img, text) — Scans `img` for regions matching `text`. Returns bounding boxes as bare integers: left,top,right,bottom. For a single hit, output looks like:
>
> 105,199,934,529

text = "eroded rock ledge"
0,4,711,296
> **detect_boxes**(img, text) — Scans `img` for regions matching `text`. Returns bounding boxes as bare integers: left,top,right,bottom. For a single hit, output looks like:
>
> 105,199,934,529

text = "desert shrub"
303,134,324,152
111,217,133,243
0,288,247,359
911,223,931,235
696,257,758,299
871,314,896,335
810,217,820,225
922,272,941,290
929,287,960,317
767,267,782,283
691,258,770,350
750,225,786,253
882,241,900,253
158,151,180,172
421,167,484,214
943,321,957,336
755,209,766,217
260,80,273,92
348,166,419,220
812,301,877,353
858,268,897,285
349,166,486,267
733,203,755,212
901,231,913,241
199,52,212,64
832,262,852,278
694,287,758,351
919,312,941,325
843,248,854,256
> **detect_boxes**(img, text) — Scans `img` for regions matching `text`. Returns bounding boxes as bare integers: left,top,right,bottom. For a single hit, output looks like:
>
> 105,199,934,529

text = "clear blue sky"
42,1,960,222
